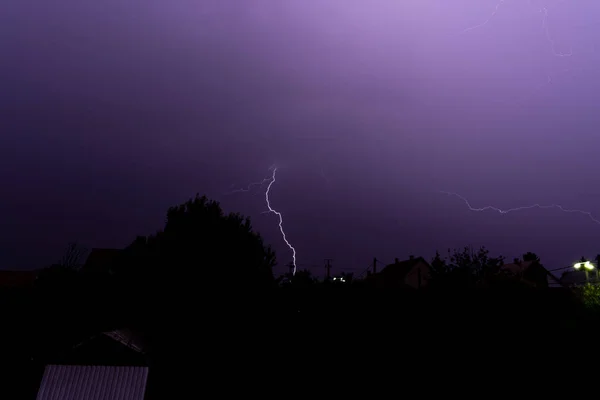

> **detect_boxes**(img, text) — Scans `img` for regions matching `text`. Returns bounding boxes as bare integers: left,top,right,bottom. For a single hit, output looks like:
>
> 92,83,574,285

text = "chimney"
395,258,399,264
409,255,414,260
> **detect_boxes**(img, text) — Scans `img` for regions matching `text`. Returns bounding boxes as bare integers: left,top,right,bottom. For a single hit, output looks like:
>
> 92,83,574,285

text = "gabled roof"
103,329,146,354
501,261,566,288
36,365,148,400
64,329,148,367
501,261,535,275
379,257,430,280
546,271,564,288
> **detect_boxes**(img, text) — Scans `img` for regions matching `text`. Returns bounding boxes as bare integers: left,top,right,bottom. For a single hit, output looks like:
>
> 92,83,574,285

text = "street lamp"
574,260,597,282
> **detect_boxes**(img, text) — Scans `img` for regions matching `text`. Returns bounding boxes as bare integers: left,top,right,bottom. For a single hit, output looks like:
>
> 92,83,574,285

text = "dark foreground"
1,285,591,398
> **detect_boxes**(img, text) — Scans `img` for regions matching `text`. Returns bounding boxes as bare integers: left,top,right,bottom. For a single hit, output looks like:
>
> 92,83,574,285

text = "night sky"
2,0,600,276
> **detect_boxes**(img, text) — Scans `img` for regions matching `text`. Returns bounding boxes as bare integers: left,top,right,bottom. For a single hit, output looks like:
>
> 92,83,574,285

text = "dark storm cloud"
1,0,599,272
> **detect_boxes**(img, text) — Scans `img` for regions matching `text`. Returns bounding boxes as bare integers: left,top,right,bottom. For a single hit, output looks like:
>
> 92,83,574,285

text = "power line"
355,258,389,279
548,265,577,273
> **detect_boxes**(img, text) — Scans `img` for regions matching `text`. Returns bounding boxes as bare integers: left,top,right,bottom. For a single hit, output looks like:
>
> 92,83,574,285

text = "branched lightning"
440,190,600,225
265,167,297,275
462,0,573,57
540,2,573,57
458,0,599,105
462,0,505,34
224,178,271,195
227,166,298,275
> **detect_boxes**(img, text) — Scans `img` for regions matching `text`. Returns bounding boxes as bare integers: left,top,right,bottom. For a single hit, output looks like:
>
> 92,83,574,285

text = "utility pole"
373,257,378,274
324,259,333,280
582,256,590,283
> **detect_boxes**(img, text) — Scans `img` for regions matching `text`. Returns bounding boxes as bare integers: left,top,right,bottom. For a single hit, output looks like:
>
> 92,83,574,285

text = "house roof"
103,329,146,354
502,261,566,288
83,248,123,272
63,329,148,367
546,272,564,288
500,261,535,275
380,257,429,280
36,365,148,400
0,270,38,287
560,270,590,286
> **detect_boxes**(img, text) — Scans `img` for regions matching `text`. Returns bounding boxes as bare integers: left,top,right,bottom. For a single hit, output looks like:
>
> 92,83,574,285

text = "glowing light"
265,167,298,276
574,261,595,270
440,191,600,225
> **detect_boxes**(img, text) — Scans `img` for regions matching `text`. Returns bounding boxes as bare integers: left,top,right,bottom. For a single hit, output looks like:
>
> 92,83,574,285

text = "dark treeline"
2,194,598,397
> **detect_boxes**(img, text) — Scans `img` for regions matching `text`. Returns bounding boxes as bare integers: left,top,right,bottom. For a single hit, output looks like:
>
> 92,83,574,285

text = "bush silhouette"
113,194,277,304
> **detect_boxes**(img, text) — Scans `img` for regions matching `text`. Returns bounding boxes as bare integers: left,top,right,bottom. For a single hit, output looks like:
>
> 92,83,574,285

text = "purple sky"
2,0,600,276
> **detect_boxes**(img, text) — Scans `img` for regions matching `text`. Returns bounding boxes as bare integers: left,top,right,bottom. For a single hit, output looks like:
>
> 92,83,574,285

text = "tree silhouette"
35,242,88,292
59,242,87,270
283,269,317,287
522,252,540,263
581,283,600,310
429,246,504,287
86,194,286,383
113,194,277,297
35,263,78,290
430,251,449,277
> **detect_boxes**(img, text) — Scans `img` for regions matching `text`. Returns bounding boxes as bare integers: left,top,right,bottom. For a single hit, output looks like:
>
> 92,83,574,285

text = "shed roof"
36,365,148,400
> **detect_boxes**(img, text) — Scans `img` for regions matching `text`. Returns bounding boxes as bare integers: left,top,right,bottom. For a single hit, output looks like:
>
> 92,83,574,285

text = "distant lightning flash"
224,178,271,195
462,0,573,57
441,191,600,225
462,0,505,34
540,1,573,57
265,167,297,275
458,0,599,105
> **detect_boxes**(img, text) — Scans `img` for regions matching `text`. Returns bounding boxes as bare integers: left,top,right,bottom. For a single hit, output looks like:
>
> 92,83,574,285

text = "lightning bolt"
224,178,271,195
225,166,298,274
540,3,573,57
458,0,599,105
265,166,297,275
462,0,573,57
462,0,505,34
440,190,600,225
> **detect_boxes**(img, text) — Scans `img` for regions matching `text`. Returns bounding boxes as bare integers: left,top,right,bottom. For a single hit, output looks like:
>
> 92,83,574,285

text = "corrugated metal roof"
36,365,148,400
